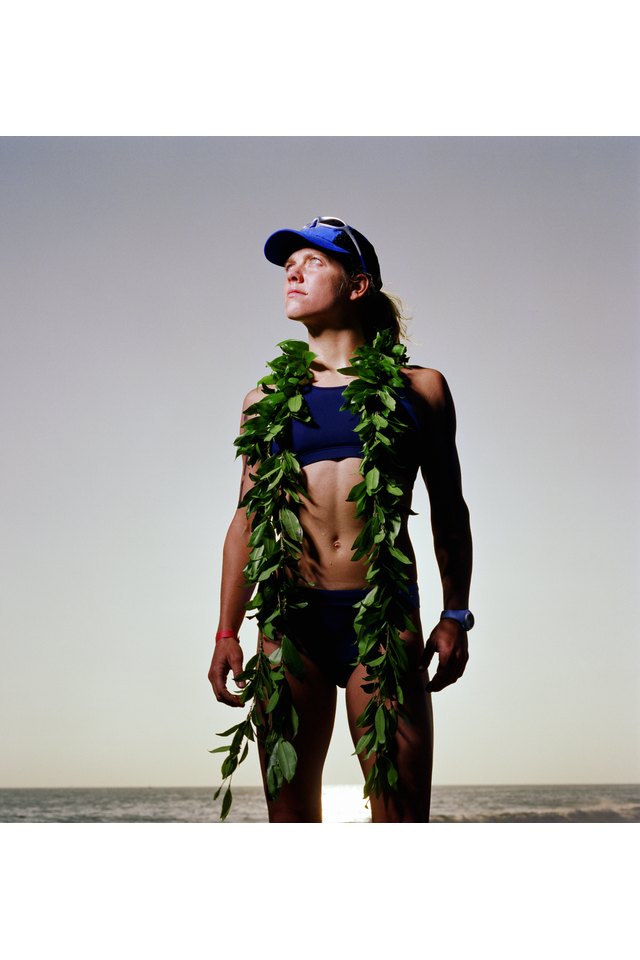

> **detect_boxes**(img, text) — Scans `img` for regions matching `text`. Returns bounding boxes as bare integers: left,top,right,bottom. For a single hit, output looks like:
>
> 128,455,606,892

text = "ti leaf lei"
211,330,416,820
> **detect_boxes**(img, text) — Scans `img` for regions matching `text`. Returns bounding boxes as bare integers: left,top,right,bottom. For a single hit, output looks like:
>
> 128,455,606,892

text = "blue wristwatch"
440,609,475,630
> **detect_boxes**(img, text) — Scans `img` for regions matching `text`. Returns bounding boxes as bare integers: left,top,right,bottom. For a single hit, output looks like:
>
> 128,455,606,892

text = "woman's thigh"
346,625,434,823
259,637,337,823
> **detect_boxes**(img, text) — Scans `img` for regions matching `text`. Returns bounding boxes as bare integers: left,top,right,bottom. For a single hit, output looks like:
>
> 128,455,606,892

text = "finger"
215,684,244,707
426,668,457,693
229,652,246,688
220,695,244,707
418,638,437,673
426,651,467,692
210,665,244,707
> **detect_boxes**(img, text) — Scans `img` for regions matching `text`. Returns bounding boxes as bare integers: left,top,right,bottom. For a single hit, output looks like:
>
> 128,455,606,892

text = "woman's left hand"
420,619,469,692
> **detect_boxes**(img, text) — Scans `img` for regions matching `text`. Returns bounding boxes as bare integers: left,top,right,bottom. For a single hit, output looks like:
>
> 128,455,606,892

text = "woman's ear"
348,273,371,301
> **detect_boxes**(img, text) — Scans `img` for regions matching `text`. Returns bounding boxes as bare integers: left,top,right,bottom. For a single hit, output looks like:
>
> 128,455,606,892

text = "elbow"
432,505,472,556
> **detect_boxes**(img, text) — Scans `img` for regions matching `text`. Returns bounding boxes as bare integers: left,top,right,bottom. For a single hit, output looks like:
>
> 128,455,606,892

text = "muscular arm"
409,368,473,691
208,389,262,706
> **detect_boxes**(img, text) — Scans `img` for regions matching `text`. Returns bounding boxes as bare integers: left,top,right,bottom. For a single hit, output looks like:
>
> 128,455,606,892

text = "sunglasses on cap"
304,216,367,275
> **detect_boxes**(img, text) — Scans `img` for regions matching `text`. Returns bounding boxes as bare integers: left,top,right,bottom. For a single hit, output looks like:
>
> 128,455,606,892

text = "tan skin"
208,247,472,822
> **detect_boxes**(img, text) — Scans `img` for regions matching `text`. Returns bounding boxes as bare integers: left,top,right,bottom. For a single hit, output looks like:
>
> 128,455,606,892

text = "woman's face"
283,247,352,325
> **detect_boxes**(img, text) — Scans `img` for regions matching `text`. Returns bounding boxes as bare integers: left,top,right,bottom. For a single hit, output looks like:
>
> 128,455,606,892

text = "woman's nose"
286,262,302,282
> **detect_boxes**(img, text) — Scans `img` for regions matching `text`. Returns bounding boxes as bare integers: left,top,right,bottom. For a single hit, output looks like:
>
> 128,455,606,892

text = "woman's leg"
258,637,337,822
346,621,434,822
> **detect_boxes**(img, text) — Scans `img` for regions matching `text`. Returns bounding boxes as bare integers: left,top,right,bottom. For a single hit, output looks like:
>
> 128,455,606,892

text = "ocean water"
1,783,638,823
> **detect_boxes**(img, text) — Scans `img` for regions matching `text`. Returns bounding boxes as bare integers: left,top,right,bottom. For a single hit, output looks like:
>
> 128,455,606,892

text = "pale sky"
1,136,638,789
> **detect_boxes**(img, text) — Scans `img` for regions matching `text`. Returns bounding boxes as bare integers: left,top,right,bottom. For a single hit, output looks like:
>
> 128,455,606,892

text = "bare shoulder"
235,386,265,431
402,366,451,411
242,385,265,412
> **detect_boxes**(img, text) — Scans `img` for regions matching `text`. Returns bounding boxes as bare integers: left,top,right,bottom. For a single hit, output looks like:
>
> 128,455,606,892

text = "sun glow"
321,785,371,823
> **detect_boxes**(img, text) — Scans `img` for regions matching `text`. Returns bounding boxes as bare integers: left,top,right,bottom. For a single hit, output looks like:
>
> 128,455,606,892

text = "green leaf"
365,467,380,494
280,507,303,542
265,689,280,714
354,730,375,755
287,393,303,413
276,739,297,781
351,521,374,552
221,754,238,779
375,704,387,743
290,705,299,737
216,723,242,738
346,480,366,502
266,751,284,798
256,561,281,581
231,725,246,750
264,424,284,442
361,586,378,607
365,652,387,668
260,621,276,641
388,544,412,565
268,645,283,664
220,786,233,821
378,390,396,411
248,522,266,546
363,765,380,799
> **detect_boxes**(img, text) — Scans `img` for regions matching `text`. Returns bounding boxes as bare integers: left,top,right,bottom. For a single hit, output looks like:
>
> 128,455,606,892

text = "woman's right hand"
208,637,246,707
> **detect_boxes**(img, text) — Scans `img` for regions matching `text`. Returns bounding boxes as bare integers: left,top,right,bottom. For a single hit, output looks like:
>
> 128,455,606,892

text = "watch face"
464,612,475,630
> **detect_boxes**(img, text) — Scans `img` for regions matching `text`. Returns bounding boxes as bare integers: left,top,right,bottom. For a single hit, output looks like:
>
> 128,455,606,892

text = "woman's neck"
306,326,366,379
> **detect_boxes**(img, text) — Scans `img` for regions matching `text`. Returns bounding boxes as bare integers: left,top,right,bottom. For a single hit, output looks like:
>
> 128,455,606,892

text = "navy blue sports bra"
272,383,420,471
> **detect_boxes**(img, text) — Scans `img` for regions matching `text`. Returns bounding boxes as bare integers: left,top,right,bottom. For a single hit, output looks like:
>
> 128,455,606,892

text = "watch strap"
440,609,475,630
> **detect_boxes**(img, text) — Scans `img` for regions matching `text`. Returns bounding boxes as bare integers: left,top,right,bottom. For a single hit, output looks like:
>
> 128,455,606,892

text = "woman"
208,216,473,822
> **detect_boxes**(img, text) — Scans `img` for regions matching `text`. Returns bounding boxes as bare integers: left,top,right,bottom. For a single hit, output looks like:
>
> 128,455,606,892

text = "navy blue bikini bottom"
285,583,420,688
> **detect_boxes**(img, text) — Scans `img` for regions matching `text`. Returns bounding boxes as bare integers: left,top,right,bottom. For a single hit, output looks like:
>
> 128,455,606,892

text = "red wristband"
215,630,239,642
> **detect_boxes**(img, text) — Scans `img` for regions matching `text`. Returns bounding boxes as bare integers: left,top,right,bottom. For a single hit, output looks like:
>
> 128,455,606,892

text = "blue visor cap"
264,220,382,290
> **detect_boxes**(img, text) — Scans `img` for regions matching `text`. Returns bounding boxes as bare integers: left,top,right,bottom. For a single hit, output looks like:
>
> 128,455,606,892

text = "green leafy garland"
211,331,415,820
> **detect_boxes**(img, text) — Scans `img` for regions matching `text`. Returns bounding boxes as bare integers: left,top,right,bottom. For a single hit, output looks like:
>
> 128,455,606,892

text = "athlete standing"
209,217,473,822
